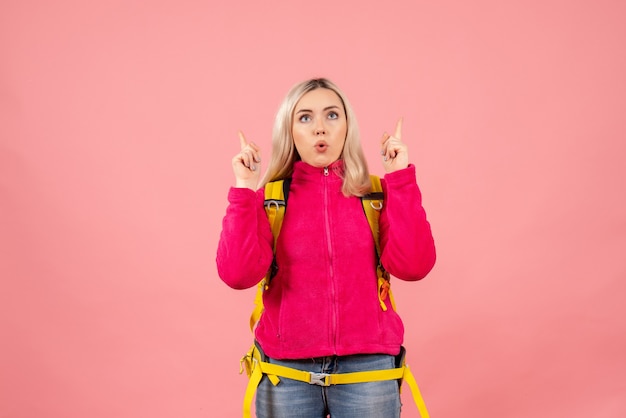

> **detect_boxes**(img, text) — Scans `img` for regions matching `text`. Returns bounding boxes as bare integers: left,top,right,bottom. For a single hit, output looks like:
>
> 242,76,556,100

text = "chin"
304,158,328,168
304,155,339,168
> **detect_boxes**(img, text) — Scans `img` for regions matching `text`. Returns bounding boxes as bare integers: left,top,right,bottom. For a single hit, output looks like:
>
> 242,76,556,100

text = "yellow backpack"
240,175,430,418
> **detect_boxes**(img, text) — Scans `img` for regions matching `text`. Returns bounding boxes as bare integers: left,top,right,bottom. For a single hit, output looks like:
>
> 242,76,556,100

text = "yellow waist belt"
240,345,430,418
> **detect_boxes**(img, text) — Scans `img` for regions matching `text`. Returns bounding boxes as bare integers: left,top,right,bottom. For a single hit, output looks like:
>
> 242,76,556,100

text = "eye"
328,111,339,120
298,114,311,123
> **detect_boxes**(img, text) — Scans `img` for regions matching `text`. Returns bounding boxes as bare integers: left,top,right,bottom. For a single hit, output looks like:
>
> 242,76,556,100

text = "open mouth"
315,141,328,151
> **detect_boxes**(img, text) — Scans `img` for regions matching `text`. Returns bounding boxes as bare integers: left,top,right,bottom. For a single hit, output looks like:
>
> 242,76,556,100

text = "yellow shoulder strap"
362,175,383,256
361,175,396,311
249,179,287,332
264,179,287,250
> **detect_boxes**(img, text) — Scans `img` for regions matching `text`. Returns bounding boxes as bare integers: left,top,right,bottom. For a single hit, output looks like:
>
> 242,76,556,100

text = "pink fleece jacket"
216,160,435,359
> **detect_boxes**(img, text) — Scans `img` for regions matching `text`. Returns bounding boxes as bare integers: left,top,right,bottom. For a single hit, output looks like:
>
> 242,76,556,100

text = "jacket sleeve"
379,164,436,281
216,187,274,289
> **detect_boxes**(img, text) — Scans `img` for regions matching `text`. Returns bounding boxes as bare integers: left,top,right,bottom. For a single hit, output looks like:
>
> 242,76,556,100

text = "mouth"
315,141,328,152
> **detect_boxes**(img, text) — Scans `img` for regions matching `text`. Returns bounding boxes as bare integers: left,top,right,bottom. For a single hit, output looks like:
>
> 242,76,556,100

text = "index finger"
394,117,403,139
238,130,248,150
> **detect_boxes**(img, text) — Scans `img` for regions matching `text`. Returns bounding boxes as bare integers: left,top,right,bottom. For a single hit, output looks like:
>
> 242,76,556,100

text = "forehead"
295,88,344,110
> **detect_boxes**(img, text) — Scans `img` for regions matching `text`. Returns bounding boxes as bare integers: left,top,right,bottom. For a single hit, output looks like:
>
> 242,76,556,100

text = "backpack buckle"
309,372,330,386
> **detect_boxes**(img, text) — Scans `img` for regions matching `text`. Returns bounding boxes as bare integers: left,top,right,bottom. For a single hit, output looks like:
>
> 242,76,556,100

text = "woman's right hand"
232,130,261,190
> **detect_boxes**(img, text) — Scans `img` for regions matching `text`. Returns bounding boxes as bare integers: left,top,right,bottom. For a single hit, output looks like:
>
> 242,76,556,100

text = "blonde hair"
260,78,371,197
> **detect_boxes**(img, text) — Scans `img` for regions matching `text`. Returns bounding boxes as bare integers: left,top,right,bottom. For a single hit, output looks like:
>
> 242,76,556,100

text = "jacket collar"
293,160,344,182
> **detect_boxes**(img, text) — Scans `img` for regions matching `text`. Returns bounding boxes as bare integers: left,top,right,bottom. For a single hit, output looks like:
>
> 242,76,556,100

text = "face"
292,88,347,168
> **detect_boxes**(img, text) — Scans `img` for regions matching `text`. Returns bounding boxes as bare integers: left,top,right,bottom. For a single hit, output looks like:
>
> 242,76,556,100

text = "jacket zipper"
322,166,337,351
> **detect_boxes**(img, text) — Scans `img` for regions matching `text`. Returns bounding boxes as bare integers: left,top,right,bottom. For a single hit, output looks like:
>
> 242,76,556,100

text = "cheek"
335,120,347,136
291,129,306,155
336,125,348,144
291,127,301,143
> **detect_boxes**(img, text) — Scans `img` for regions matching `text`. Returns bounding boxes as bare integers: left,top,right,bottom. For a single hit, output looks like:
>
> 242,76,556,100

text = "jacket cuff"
228,186,258,203
383,164,416,187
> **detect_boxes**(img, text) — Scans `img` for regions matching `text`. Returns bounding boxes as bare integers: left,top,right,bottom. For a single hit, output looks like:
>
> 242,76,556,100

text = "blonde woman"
217,78,436,418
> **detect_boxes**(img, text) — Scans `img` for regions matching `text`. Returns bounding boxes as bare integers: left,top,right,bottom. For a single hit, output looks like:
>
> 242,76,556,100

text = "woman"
217,78,436,418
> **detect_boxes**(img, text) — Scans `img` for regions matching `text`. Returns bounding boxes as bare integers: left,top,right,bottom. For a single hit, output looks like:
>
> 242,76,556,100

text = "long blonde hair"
260,78,371,197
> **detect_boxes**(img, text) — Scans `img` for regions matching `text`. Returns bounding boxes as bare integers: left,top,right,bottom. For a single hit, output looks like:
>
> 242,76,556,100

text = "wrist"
235,178,258,190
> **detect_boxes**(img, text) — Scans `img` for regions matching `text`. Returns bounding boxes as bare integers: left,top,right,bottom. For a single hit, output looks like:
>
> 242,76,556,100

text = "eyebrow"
295,105,341,114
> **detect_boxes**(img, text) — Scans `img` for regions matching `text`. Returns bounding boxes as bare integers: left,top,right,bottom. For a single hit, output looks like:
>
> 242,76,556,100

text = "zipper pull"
323,167,329,176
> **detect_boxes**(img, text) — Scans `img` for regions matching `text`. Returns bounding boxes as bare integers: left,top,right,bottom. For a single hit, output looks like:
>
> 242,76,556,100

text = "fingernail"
251,165,257,171
383,156,388,161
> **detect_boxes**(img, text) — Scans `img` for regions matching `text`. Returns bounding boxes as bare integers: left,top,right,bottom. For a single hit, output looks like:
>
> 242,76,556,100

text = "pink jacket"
216,160,436,359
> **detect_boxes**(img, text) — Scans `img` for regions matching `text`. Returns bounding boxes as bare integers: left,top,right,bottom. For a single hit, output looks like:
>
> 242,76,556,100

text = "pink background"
1,1,625,417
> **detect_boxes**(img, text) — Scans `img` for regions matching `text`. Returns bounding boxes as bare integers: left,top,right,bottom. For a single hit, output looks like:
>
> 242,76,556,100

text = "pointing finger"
394,117,403,139
238,130,247,150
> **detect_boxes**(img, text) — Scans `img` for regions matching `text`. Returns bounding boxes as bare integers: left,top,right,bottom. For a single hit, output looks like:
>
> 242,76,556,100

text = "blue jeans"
255,352,401,418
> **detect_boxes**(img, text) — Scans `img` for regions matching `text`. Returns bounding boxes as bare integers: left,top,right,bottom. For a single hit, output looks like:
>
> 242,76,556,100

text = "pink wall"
1,1,625,417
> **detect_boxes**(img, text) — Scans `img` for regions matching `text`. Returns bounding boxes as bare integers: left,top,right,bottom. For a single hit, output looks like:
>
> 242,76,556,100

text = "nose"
314,120,326,135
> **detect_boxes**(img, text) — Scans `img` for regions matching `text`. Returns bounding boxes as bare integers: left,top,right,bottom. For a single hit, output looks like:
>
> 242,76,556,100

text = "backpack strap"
264,179,291,251
361,175,396,311
361,175,384,256
249,179,291,332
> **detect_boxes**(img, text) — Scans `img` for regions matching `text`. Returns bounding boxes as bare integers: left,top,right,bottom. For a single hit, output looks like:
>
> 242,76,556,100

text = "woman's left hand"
380,118,409,173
